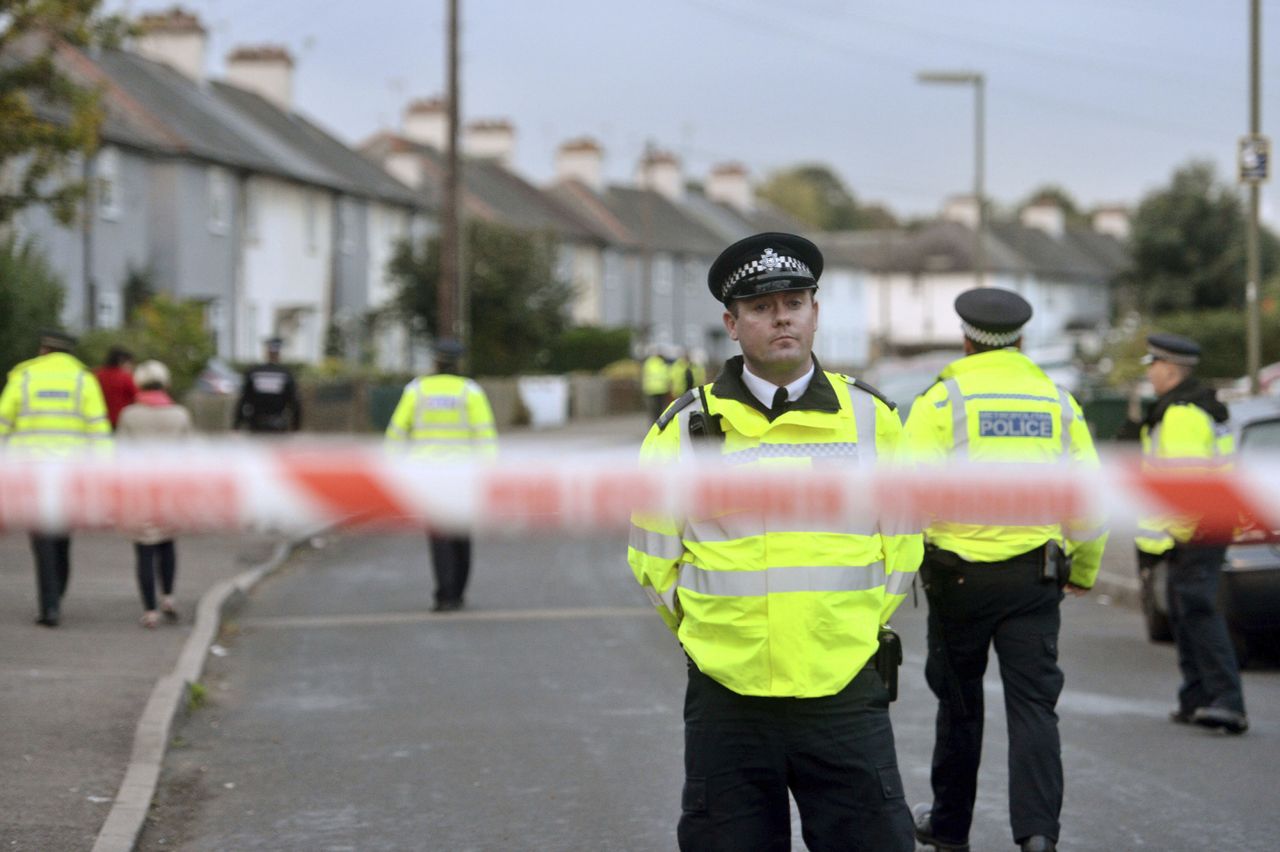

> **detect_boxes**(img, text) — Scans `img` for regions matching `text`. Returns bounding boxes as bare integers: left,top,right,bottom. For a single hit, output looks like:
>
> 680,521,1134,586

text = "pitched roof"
361,133,606,241
551,182,724,256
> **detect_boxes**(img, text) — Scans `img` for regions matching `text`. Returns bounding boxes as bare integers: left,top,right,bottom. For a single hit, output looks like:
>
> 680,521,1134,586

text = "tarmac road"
138,525,1280,851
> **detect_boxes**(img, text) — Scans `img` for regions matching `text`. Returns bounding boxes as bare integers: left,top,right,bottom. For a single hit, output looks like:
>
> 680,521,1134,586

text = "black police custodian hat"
38,328,76,352
707,232,823,305
433,338,465,359
1143,332,1200,366
955,287,1033,347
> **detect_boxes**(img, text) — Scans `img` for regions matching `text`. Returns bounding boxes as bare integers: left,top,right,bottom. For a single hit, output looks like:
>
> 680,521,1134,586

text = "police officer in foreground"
628,233,922,850
385,339,496,612
0,330,111,627
1130,333,1247,734
904,289,1107,852
233,337,301,433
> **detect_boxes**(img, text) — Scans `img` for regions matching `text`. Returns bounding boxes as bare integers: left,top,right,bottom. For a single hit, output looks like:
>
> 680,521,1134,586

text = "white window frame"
96,147,122,221
207,166,231,235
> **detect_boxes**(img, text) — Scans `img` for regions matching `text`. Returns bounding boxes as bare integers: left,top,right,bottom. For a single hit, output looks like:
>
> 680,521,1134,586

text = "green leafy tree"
1127,161,1280,314
0,235,65,375
547,325,632,373
390,220,573,376
78,294,215,395
757,164,898,231
0,0,128,225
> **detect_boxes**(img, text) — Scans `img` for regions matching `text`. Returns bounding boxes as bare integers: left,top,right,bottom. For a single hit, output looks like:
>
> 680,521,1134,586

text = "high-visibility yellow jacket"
384,374,497,460
628,356,923,698
1134,387,1234,556
903,348,1107,587
668,357,691,397
641,355,670,396
0,351,112,456
690,361,707,387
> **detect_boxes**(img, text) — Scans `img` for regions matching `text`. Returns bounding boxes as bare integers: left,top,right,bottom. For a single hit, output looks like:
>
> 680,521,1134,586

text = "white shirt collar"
740,360,815,410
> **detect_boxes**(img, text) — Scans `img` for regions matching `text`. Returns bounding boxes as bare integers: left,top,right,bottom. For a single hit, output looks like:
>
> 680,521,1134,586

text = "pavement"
0,410,1147,851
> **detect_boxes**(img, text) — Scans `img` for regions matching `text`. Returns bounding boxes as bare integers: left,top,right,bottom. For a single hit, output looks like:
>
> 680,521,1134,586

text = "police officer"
385,339,496,612
1131,333,1247,734
904,289,1107,852
628,232,921,851
668,347,692,398
641,345,671,422
233,337,301,433
0,330,112,627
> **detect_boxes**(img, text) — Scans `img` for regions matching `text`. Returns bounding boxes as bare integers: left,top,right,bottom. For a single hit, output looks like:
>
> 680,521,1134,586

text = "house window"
305,191,318,254
339,198,356,255
244,181,259,243
96,147,122,221
207,167,231,235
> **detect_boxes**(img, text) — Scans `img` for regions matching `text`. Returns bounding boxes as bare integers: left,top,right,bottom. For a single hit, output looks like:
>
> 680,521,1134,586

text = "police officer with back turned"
904,288,1107,852
628,232,922,851
234,337,301,433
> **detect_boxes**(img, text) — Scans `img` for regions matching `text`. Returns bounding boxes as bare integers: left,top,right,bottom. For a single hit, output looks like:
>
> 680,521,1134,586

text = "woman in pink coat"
116,360,194,628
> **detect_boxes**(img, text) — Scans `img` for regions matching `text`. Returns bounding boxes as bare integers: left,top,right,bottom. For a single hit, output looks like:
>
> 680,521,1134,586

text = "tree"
77,294,215,395
756,164,898,231
390,220,574,376
1127,161,1280,314
0,235,64,375
0,0,127,225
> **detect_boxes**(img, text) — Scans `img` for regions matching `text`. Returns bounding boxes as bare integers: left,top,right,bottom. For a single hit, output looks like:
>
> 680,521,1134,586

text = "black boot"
912,804,970,852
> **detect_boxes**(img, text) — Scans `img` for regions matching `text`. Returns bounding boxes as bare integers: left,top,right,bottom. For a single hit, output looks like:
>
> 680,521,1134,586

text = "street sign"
1239,134,1270,183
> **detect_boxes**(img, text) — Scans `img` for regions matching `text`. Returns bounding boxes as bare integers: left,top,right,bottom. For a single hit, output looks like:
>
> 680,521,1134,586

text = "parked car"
195,358,242,396
1138,395,1280,666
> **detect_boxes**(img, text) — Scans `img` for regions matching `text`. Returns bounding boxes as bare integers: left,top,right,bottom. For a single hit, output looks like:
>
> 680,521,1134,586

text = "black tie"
772,387,788,410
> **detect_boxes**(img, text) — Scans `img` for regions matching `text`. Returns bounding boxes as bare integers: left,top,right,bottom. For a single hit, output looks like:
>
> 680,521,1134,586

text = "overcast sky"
110,0,1279,222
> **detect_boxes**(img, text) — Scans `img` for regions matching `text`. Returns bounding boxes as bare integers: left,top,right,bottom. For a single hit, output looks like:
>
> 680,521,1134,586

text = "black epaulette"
840,375,897,411
656,389,698,431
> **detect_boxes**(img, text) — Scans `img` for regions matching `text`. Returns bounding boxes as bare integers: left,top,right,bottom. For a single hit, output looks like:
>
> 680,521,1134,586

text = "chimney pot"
134,5,208,81
555,136,605,192
225,44,295,109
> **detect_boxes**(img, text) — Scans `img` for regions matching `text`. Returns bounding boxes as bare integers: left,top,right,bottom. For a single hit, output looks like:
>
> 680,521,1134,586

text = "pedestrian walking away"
1128,333,1247,735
629,232,922,851
233,336,302,433
94,345,138,429
0,329,112,628
903,288,1108,852
116,359,195,628
385,338,496,612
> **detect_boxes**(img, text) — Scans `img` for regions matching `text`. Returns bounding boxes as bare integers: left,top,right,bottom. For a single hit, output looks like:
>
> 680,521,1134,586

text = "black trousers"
1167,544,1245,715
678,663,914,852
135,541,177,611
922,551,1064,845
428,534,471,605
30,533,71,619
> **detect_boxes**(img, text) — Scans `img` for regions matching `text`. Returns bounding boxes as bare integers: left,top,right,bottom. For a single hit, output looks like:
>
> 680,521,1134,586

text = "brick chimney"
555,137,605,192
464,119,515,168
941,195,980,230
135,6,207,81
1091,205,1131,242
707,162,753,213
403,97,448,150
1020,200,1066,239
226,45,295,110
635,148,683,202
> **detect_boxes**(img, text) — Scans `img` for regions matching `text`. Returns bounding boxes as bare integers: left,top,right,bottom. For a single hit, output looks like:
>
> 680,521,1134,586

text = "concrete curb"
89,533,319,852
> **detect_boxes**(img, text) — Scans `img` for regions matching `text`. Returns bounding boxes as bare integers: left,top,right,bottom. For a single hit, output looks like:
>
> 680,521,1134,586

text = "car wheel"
1139,566,1173,642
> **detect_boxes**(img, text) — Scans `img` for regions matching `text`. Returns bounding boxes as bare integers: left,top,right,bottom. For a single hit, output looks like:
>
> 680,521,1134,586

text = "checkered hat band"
722,257,812,300
961,321,1022,347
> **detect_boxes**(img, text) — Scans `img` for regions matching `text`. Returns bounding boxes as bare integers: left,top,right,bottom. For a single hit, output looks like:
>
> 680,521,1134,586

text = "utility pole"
1244,0,1265,393
438,0,461,349
917,71,986,287
639,139,655,346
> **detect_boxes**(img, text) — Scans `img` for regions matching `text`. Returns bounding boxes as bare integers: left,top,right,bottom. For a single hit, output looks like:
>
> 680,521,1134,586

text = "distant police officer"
0,330,111,627
385,339,496,612
234,337,301,433
642,345,671,422
904,289,1107,852
628,233,921,851
1131,333,1247,734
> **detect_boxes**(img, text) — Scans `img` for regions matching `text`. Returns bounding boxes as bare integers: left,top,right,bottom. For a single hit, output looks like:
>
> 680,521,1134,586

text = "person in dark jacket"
234,337,301,433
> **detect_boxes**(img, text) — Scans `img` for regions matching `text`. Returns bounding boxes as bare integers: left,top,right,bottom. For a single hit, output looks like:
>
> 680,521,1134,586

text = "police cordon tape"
0,444,1274,541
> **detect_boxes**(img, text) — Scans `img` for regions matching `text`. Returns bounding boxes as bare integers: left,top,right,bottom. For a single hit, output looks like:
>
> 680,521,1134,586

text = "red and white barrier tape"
0,444,1274,542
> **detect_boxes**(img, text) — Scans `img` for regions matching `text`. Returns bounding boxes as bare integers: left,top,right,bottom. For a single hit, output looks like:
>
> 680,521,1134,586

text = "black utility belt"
925,542,1070,586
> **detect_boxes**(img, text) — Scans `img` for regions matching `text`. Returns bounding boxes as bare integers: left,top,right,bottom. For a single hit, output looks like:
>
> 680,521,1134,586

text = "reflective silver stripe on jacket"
721,441,860,465
847,386,878,465
1064,522,1107,543
629,523,685,560
1057,387,1075,459
884,570,916,596
685,512,880,541
679,561,887,597
944,379,968,458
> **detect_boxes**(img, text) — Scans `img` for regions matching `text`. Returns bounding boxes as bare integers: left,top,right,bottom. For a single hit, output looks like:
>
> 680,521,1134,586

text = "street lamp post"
918,71,986,288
